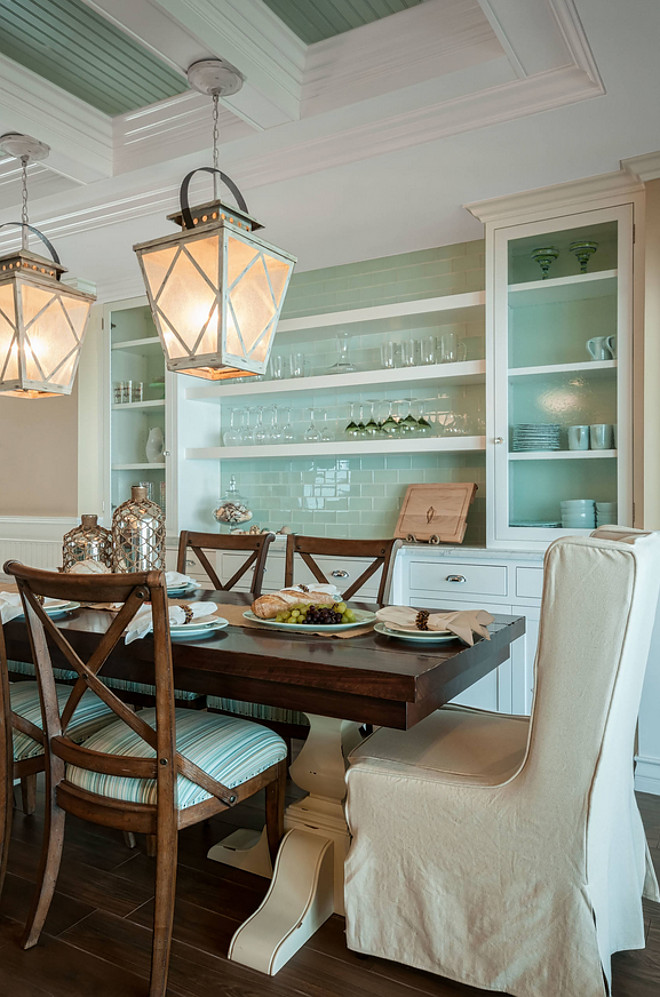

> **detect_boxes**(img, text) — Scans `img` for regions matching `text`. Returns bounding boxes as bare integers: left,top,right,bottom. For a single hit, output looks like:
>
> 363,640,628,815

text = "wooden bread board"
394,483,478,544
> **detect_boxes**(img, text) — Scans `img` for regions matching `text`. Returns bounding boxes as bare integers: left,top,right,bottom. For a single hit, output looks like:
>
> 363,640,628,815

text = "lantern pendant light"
133,59,296,381
0,133,96,398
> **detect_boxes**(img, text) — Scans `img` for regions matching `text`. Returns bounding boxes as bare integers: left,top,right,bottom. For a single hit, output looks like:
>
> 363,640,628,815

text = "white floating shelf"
187,436,486,461
509,450,616,461
186,360,486,402
111,337,161,351
112,400,166,411
508,271,616,307
112,462,166,470
508,360,616,378
277,290,485,334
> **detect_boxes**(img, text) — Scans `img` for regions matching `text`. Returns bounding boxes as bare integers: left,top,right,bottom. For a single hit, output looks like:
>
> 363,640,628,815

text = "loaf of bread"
251,584,339,619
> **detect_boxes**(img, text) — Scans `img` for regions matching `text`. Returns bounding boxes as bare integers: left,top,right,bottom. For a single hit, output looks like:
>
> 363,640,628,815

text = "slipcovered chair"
2,561,287,997
344,528,660,997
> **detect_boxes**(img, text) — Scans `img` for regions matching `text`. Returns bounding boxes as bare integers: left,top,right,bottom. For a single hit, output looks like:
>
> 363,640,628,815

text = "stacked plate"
561,499,596,528
511,424,561,452
596,502,618,526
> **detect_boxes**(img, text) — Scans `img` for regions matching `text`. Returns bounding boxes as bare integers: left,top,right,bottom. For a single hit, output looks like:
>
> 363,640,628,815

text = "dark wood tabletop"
4,591,525,730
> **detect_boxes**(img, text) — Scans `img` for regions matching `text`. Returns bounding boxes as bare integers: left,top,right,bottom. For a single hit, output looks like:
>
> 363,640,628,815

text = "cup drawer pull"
331,569,349,578
446,574,467,583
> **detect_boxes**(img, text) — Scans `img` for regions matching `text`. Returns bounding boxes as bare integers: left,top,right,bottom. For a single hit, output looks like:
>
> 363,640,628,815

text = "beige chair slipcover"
344,529,660,997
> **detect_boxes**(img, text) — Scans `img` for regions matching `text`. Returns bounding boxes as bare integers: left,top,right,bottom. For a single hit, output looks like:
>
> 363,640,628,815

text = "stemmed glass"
281,406,295,442
416,401,434,437
238,408,253,444
400,398,418,436
365,400,381,437
355,403,368,439
345,402,359,439
530,246,559,280
319,410,333,442
380,401,398,438
253,406,269,445
304,408,321,442
569,240,598,274
222,409,241,446
268,405,282,443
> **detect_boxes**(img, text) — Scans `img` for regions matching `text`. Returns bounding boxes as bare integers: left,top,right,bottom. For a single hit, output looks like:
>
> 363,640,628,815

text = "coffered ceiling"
0,0,657,301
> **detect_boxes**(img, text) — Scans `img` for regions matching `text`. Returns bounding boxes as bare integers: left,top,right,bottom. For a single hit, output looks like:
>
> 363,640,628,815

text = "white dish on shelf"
243,609,376,633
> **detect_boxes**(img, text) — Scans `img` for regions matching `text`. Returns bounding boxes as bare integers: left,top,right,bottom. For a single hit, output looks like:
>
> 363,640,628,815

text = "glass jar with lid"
212,475,253,532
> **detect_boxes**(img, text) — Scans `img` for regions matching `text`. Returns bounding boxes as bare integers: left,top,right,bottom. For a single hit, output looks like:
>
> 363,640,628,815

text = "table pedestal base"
227,828,334,975
207,825,273,878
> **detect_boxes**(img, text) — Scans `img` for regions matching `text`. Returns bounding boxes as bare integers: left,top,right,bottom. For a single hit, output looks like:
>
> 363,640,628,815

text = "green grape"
336,602,347,614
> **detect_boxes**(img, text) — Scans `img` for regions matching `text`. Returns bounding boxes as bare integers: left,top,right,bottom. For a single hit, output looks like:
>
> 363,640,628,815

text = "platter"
374,621,463,643
16,599,81,621
243,609,376,633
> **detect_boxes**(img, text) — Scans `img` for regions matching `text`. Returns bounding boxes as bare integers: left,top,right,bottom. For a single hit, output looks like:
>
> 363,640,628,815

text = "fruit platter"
245,584,376,633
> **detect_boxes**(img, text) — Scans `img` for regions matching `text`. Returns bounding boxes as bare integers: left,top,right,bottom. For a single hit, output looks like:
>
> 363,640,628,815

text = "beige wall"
643,179,660,528
0,385,78,516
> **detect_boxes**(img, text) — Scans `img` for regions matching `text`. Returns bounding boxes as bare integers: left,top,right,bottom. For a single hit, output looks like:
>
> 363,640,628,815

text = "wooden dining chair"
2,561,287,997
284,534,402,606
176,530,275,596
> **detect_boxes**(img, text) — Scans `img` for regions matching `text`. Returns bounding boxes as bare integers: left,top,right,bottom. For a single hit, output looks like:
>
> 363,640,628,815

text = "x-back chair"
176,530,275,596
2,561,287,997
284,534,402,605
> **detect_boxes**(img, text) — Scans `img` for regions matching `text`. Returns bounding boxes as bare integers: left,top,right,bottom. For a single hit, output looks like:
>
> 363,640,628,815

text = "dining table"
3,588,525,976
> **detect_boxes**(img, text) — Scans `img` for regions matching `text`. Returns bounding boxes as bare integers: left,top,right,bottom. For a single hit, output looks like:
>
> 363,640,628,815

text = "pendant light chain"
20,154,29,251
212,92,220,201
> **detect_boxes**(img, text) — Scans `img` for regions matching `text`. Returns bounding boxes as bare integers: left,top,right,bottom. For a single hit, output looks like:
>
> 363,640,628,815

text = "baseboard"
634,755,660,796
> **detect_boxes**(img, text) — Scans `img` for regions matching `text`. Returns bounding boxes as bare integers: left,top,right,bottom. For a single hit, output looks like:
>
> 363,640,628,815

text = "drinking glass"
121,380,133,404
437,332,467,363
381,342,399,369
113,382,124,404
270,354,287,379
223,409,241,446
132,381,144,402
268,405,283,443
400,340,416,368
291,352,306,378
421,336,437,365
304,408,321,442
238,408,253,444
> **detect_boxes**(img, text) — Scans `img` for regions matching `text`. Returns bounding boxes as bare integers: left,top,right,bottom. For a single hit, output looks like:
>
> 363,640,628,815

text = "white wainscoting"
0,517,77,578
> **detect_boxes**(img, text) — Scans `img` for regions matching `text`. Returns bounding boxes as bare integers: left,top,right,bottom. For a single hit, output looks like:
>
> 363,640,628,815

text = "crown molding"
622,152,660,183
548,0,603,86
0,56,112,182
466,169,644,224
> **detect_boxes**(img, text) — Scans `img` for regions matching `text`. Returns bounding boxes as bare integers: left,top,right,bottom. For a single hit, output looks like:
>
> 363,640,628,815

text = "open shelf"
111,337,161,351
112,462,166,470
186,360,486,402
509,449,616,461
187,436,485,461
112,400,166,411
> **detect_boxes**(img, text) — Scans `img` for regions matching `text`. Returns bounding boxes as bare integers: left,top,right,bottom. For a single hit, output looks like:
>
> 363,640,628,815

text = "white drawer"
515,566,544,601
408,560,508,599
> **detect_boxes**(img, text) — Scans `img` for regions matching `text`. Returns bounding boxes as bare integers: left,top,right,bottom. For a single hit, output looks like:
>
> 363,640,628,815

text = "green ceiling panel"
263,0,426,44
0,0,188,116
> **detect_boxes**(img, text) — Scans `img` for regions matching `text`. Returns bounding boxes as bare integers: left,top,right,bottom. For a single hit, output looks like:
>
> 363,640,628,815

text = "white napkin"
376,606,494,646
165,571,195,588
286,583,341,599
125,601,214,644
67,559,111,574
0,592,66,624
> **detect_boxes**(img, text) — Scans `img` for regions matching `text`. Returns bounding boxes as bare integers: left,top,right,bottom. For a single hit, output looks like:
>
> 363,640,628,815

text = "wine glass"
328,330,357,373
268,405,282,443
253,406,269,445
345,402,359,438
380,401,398,438
238,408,253,444
530,246,558,279
400,399,419,436
319,409,333,442
355,403,368,439
222,409,241,446
304,408,321,442
416,401,434,437
281,406,295,442
364,400,381,437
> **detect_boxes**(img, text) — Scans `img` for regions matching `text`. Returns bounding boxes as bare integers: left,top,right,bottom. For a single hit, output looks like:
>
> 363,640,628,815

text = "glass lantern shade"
134,199,296,380
0,250,94,397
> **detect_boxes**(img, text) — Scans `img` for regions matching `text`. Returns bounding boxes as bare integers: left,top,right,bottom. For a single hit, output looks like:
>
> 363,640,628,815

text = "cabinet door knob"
163,449,171,457
494,437,504,445
331,569,349,578
446,574,467,583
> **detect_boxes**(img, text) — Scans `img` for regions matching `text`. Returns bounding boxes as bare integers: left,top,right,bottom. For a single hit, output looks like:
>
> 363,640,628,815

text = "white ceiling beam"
0,57,112,183
86,0,305,128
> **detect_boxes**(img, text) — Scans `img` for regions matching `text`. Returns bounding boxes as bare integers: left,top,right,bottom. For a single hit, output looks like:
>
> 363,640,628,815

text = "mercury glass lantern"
0,133,96,398
62,515,112,571
112,485,166,572
133,59,296,381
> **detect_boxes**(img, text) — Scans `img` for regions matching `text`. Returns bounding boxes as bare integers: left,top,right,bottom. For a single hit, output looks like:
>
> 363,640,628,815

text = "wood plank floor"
1,778,659,996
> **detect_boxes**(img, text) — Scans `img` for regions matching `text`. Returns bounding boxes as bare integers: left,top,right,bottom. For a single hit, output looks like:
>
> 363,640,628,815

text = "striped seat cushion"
207,696,309,727
66,709,287,810
11,682,116,763
8,659,202,703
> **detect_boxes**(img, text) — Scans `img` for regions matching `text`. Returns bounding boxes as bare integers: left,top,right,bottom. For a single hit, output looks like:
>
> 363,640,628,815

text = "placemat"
214,602,375,639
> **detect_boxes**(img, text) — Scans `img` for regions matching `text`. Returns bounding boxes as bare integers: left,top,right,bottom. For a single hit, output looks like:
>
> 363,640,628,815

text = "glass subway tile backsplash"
221,454,486,544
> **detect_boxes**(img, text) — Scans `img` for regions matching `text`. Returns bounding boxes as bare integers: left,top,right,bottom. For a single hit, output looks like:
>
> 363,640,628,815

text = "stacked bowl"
560,499,596,529
596,502,618,526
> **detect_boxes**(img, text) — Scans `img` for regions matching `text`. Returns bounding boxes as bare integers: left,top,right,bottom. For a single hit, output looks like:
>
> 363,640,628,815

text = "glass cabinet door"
490,204,633,547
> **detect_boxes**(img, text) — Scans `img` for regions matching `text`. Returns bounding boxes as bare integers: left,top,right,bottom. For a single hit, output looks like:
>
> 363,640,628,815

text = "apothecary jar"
112,485,166,571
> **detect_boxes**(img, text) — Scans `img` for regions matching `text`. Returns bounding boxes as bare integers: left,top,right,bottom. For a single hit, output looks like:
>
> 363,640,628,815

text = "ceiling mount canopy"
133,59,296,382
0,132,96,399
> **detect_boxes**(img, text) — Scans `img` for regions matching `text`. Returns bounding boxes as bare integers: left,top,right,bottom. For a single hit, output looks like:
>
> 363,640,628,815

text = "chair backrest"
284,535,402,606
522,528,660,804
2,561,239,810
176,530,275,597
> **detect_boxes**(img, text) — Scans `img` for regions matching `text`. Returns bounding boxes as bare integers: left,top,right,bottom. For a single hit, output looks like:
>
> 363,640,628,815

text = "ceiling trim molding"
548,0,603,86
149,0,305,123
622,152,660,183
0,56,112,182
466,169,644,224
